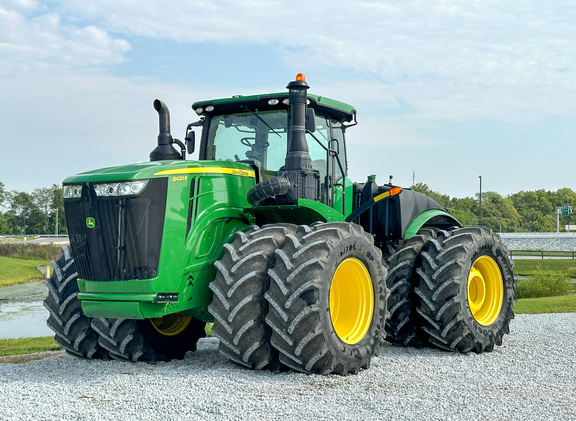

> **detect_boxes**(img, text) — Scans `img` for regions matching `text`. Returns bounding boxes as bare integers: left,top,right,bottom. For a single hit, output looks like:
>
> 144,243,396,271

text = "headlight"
94,180,150,197
63,185,83,199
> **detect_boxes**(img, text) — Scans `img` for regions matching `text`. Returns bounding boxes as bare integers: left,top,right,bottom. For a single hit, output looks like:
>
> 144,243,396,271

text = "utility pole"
478,175,482,225
55,208,59,236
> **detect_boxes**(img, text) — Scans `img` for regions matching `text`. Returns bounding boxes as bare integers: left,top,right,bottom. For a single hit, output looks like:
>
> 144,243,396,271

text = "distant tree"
476,191,522,232
0,181,5,209
509,190,556,232
549,187,576,228
0,181,6,233
30,184,65,235
410,182,451,207
448,196,478,226
7,191,37,234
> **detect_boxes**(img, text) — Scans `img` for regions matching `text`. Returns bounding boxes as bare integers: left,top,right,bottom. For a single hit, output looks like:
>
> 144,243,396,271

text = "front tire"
266,222,388,375
415,226,515,353
92,314,206,362
43,245,108,359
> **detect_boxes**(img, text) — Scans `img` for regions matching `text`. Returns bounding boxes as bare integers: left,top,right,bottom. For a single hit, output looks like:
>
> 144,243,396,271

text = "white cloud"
47,0,576,122
0,5,130,73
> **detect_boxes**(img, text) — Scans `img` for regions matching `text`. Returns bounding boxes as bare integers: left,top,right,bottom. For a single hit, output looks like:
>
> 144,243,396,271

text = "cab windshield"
205,109,346,180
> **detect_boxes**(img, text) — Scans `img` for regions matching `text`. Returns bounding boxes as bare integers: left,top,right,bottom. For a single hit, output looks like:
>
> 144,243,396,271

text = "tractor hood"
62,160,256,185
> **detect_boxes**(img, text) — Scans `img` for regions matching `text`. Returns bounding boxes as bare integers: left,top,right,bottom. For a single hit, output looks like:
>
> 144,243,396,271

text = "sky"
1,0,575,199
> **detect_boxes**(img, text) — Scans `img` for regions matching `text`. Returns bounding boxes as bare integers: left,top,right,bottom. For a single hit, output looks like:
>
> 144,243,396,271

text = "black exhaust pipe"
284,77,313,171
247,74,321,206
150,99,181,161
276,74,320,203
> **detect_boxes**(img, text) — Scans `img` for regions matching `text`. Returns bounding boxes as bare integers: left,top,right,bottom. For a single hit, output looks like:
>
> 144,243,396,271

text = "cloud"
0,5,130,73
5,1,576,123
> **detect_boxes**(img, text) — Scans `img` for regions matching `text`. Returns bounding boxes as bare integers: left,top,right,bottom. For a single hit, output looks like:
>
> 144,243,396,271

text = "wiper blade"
241,106,282,138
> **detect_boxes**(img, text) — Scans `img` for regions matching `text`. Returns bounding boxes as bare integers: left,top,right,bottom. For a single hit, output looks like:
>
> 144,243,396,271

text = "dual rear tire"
415,226,515,352
384,225,515,353
210,222,389,375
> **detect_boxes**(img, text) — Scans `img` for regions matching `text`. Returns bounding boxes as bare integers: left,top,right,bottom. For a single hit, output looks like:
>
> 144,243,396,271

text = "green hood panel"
63,160,256,184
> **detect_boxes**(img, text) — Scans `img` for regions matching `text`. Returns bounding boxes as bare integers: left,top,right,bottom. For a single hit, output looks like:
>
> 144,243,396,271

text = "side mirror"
185,130,195,154
185,119,203,154
305,108,316,133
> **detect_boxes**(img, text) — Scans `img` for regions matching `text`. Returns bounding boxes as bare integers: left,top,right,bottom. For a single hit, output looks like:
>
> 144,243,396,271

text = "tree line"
0,181,66,235
411,183,576,233
1,180,575,235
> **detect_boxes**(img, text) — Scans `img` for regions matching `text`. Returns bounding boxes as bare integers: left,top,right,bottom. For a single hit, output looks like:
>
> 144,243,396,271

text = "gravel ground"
0,313,575,421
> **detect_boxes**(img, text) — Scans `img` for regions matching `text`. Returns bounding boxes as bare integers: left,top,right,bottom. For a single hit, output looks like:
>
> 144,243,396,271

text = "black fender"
397,189,461,239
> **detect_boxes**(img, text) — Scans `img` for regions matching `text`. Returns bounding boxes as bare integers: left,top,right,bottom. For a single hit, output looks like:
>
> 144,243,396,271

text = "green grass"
512,250,576,258
0,336,62,357
0,256,49,287
513,259,576,277
514,294,576,314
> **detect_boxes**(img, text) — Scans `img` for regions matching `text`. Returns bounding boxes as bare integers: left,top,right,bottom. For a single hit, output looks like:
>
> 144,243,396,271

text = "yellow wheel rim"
329,258,374,344
467,255,504,326
149,314,191,337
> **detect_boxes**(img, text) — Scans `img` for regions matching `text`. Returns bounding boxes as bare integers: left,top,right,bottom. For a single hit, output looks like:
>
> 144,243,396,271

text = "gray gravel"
1,313,575,421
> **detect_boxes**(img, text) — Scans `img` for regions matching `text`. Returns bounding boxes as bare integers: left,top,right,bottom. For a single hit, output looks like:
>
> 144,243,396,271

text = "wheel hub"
149,314,192,336
467,255,504,326
330,258,374,344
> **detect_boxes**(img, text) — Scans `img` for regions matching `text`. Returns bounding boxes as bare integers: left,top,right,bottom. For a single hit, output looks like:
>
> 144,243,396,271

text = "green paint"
404,209,461,239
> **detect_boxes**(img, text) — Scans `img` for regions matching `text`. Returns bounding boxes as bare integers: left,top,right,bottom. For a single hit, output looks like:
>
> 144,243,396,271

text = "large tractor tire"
415,226,515,353
43,245,108,359
209,224,296,370
91,315,206,362
385,229,436,346
265,222,388,375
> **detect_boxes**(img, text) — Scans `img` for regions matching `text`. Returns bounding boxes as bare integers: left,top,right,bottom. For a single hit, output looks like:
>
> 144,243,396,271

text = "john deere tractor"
44,74,515,375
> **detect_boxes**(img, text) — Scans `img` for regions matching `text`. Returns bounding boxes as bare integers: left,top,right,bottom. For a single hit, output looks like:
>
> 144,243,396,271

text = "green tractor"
44,74,515,375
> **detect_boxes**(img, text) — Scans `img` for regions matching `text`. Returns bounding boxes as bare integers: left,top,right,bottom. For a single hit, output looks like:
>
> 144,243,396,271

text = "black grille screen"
65,178,167,281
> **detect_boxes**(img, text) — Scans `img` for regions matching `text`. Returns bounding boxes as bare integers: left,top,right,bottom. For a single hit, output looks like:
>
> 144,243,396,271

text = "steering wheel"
240,137,255,147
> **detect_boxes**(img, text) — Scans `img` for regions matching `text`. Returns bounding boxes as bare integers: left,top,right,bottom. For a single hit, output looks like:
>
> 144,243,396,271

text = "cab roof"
192,92,356,124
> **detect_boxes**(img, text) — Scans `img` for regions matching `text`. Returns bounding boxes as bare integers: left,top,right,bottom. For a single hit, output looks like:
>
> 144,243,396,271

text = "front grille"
65,178,167,281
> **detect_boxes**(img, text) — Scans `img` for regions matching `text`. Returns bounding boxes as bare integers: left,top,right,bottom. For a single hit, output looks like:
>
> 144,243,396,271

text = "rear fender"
404,209,461,239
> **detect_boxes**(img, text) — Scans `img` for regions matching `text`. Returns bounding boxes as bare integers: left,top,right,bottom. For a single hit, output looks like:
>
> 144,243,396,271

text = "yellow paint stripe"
373,191,390,202
154,167,255,178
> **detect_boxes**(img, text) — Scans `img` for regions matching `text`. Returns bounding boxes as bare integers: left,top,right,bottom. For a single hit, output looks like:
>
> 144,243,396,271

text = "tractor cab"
192,76,355,210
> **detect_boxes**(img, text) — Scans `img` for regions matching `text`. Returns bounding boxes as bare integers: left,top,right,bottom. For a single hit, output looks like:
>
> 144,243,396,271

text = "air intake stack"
275,74,320,204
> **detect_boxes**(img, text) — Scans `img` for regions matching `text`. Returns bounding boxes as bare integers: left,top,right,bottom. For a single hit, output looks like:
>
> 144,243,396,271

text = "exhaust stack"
150,99,181,162
275,74,320,204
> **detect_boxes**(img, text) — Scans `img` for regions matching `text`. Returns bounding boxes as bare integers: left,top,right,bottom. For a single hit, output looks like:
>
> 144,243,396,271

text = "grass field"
513,294,576,314
0,336,62,357
0,256,49,287
513,259,576,277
